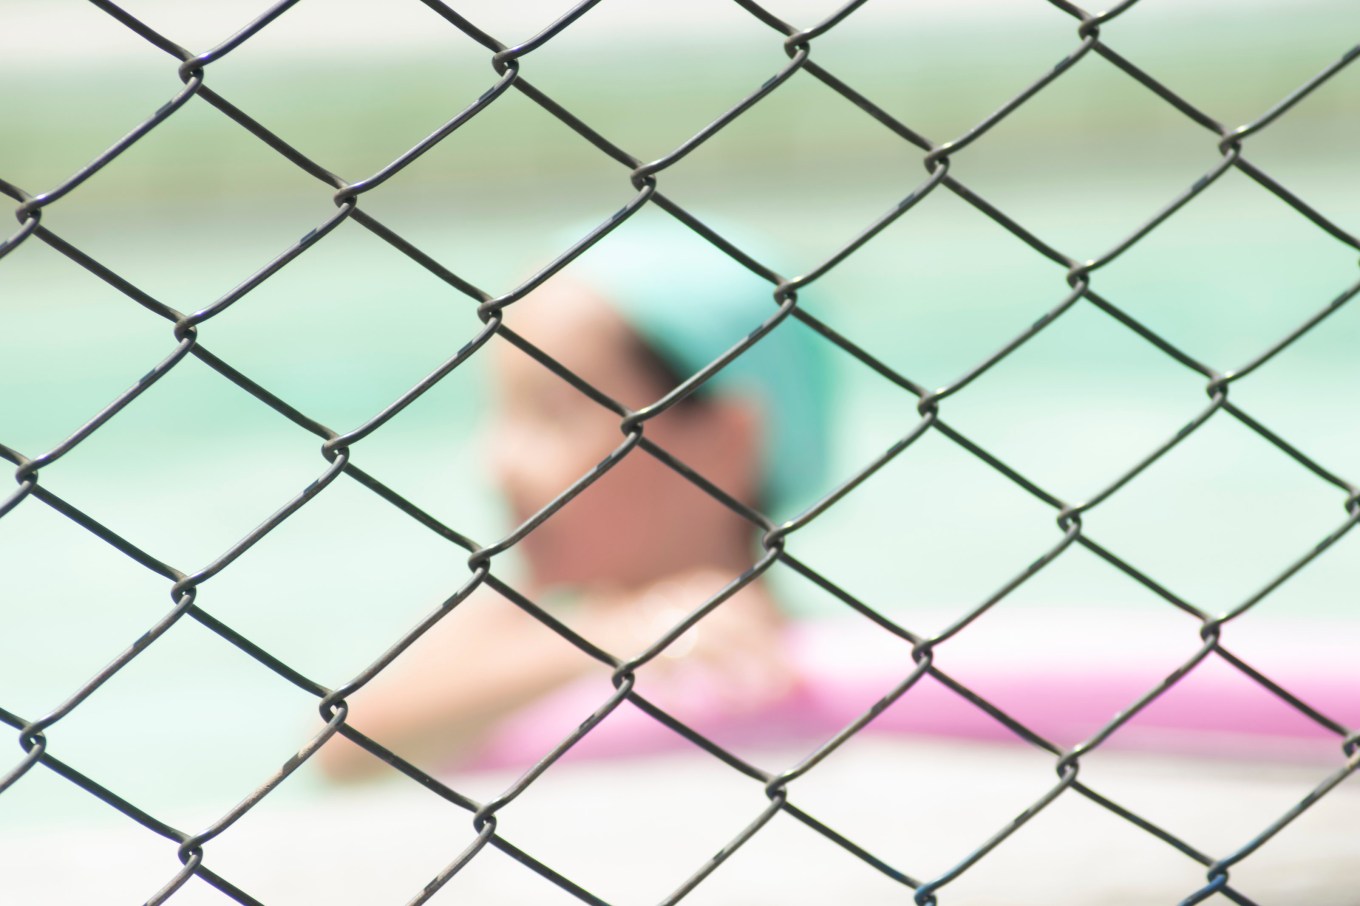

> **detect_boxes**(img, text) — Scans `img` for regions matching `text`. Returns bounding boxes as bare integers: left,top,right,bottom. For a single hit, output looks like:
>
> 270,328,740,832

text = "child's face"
485,280,758,591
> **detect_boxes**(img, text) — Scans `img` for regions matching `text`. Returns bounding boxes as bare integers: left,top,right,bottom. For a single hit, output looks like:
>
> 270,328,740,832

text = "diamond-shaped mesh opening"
336,359,503,541
434,832,627,905
33,94,334,304
483,744,770,905
429,0,584,48
675,807,915,905
937,297,1212,504
788,427,1059,618
927,787,1212,906
197,218,488,426
808,2,1079,142
1085,412,1349,616
804,184,1063,390
3,1,1357,903
653,67,926,266
0,1,179,191
1210,549,1360,732
1073,733,1351,864
1095,166,1360,369
1102,0,1358,128
1224,768,1360,901
354,86,645,293
202,477,471,683
927,545,1203,751
1239,63,1360,229
786,736,1061,885
200,0,497,181
328,579,624,783
0,773,179,903
520,0,793,162
110,0,291,52
1127,651,1348,761
29,614,322,830
949,51,1224,259
203,760,484,904
0,237,173,453
0,499,169,719
37,355,330,568
1225,277,1360,480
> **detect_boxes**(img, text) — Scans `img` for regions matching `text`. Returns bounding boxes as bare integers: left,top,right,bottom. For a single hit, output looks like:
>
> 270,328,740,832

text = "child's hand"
587,570,796,714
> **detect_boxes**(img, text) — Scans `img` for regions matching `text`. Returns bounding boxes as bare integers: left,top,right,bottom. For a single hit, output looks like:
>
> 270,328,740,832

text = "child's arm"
315,589,628,781
314,571,790,782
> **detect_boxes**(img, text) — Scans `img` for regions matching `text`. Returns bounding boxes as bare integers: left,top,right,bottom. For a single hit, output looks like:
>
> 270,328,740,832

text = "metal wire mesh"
2,1,1358,904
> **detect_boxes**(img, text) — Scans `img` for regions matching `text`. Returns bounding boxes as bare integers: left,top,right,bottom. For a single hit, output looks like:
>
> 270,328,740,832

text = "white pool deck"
4,735,1356,906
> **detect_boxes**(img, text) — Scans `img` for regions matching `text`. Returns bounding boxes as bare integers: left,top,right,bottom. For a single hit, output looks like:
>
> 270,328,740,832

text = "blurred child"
319,223,829,780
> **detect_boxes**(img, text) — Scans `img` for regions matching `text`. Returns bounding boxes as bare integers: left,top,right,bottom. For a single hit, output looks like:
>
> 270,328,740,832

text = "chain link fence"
2,1,1358,903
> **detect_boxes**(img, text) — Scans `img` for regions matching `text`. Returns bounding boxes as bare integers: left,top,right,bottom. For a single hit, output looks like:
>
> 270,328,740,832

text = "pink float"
462,612,1359,771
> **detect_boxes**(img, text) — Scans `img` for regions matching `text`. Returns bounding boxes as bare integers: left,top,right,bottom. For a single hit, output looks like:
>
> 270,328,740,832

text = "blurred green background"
1,0,1357,831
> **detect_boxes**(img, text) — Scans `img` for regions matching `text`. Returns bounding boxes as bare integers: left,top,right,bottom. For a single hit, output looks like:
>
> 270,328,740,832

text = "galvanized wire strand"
2,0,1358,902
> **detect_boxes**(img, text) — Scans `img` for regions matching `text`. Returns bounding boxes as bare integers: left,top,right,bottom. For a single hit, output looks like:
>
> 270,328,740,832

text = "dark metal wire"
2,1,1357,903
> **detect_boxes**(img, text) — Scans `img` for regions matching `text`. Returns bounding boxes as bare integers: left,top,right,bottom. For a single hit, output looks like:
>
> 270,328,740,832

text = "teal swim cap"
563,217,832,517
